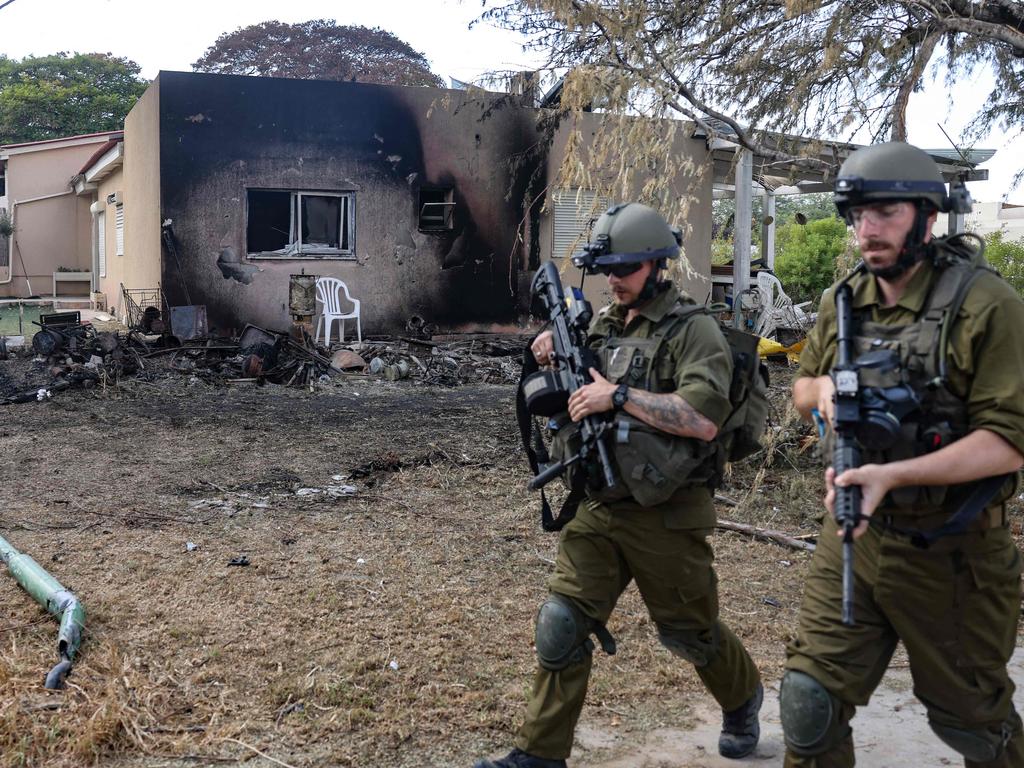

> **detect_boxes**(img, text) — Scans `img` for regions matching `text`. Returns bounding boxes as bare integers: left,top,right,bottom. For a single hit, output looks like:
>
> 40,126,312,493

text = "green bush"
774,216,849,305
983,230,1024,295
710,237,733,265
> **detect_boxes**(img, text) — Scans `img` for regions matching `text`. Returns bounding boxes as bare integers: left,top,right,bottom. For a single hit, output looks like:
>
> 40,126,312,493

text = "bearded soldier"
475,202,763,768
784,142,1024,767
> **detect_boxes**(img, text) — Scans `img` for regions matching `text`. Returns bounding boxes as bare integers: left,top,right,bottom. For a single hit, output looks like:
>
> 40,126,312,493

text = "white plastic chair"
755,271,811,338
315,277,362,345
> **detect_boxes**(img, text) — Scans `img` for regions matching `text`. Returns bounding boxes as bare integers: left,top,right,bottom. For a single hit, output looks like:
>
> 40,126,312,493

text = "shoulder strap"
650,301,706,344
515,341,583,532
912,259,990,385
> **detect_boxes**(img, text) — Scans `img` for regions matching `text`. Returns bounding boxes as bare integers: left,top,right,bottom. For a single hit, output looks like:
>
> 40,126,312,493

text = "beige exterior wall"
92,168,124,312
537,113,714,312
113,81,162,319
0,139,111,298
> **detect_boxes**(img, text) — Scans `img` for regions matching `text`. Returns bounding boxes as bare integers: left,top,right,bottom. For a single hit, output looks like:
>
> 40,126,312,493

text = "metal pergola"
692,121,992,326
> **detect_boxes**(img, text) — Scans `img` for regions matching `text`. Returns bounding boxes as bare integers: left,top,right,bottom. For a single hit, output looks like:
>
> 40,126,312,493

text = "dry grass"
0,357,1018,767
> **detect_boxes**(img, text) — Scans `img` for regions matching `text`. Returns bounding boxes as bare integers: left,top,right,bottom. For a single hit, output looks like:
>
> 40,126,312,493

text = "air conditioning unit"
106,191,123,206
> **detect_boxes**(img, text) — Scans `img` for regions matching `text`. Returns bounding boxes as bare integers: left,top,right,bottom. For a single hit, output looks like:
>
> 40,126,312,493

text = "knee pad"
534,594,593,671
929,720,1010,763
656,623,718,667
780,671,846,756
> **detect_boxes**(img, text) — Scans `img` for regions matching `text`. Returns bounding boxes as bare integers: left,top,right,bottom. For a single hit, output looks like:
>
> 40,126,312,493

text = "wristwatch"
612,384,630,411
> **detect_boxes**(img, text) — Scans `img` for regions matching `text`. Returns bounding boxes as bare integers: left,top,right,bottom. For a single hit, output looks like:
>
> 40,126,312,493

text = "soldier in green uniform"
783,142,1024,767
474,203,763,768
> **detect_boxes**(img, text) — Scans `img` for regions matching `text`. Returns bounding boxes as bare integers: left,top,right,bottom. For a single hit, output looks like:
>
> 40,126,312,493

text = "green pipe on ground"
0,533,85,689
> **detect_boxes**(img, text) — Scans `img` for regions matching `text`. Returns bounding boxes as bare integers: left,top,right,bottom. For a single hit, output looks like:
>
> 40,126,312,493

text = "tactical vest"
547,300,718,507
827,238,1003,513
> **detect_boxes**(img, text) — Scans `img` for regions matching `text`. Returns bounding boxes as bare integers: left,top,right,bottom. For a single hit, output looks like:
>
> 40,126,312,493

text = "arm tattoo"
627,389,716,440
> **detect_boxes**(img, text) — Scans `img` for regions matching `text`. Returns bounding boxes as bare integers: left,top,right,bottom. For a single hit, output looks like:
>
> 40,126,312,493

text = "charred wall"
156,70,543,334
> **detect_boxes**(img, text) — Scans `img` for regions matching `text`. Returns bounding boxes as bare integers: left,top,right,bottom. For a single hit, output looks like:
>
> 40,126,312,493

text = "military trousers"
515,491,761,760
785,514,1024,768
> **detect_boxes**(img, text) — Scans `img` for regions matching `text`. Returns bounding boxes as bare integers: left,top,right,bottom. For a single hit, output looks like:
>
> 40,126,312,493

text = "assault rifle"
525,261,617,492
830,268,864,626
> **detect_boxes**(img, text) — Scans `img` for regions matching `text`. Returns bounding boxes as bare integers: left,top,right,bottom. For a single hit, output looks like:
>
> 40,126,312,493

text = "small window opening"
418,188,455,231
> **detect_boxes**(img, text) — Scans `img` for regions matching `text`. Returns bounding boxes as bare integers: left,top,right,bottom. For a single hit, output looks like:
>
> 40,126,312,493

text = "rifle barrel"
841,534,855,626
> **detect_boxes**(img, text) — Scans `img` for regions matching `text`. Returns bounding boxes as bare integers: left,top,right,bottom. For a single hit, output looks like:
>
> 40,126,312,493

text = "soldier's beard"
863,238,928,280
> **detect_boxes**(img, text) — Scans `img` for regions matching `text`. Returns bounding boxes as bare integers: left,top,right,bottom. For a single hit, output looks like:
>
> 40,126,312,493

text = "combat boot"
718,682,763,759
473,748,567,768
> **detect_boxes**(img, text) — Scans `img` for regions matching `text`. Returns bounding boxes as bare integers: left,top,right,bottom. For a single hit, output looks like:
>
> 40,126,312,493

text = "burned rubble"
0,305,530,406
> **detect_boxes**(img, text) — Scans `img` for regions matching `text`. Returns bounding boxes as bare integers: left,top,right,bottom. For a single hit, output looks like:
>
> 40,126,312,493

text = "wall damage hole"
418,188,455,231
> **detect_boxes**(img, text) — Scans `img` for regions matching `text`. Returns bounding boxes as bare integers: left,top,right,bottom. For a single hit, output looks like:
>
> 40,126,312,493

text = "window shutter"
115,204,124,256
98,212,107,278
552,188,609,259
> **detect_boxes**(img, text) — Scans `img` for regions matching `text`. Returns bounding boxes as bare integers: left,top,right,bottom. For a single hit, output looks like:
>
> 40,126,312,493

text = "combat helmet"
834,142,973,278
833,142,965,221
572,202,682,307
572,203,681,273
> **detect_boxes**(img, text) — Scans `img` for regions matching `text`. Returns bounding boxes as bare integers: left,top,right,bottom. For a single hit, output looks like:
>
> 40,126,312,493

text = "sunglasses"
596,262,644,278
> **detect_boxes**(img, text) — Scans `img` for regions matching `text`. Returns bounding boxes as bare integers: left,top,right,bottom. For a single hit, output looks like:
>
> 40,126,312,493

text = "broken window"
418,188,455,231
246,190,355,258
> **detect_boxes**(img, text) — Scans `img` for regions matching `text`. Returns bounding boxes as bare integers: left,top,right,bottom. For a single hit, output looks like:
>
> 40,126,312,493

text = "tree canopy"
0,52,148,145
484,1,1024,182
192,19,444,88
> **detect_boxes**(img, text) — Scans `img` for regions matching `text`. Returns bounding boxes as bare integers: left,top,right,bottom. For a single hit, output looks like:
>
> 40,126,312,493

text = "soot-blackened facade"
156,71,542,334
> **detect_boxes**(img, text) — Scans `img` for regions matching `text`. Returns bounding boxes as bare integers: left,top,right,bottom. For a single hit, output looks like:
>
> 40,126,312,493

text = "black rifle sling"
877,473,1012,548
516,343,584,532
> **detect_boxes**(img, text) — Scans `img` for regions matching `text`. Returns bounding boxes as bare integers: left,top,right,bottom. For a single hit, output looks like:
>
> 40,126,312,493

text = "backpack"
718,322,771,464
654,306,770,480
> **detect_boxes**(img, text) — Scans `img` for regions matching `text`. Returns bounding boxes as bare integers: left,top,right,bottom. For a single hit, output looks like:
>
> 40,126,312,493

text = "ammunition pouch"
546,413,713,507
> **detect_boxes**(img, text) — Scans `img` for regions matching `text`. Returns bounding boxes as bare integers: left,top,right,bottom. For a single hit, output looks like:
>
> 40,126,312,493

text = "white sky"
2,0,1020,204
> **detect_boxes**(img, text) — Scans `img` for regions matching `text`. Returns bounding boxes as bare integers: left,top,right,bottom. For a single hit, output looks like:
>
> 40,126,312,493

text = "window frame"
418,187,456,232
246,189,356,260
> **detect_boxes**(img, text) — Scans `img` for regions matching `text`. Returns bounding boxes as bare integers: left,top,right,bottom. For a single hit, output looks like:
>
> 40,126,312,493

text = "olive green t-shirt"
586,283,733,524
589,283,734,427
797,259,1024,458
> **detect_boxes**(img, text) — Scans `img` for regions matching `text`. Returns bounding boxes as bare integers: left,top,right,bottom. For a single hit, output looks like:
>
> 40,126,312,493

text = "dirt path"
0,359,1020,768
571,649,1024,766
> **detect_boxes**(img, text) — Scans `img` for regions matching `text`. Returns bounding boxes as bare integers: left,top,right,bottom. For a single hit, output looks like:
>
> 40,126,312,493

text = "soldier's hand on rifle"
568,368,615,422
824,465,894,539
816,375,837,425
531,331,556,368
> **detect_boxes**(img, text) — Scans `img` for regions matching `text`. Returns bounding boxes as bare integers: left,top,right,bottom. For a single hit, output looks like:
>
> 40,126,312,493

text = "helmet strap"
866,203,933,280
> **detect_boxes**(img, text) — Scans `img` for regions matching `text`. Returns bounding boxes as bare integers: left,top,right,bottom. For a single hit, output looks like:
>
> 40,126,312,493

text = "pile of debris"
0,310,147,403
0,309,531,404
345,334,527,386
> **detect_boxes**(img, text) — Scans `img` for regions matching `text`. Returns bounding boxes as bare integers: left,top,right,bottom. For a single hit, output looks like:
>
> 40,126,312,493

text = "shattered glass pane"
301,195,341,249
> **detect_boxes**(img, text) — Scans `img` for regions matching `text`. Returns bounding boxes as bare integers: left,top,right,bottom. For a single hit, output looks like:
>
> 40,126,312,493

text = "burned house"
125,71,548,334
5,71,727,334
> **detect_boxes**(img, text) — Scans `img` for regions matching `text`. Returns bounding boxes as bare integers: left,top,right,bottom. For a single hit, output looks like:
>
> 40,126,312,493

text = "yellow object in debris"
757,336,805,364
